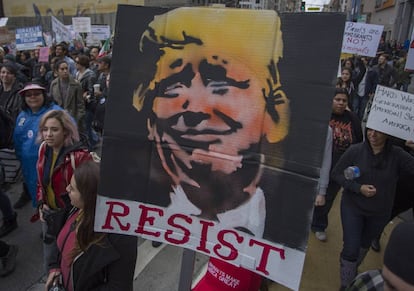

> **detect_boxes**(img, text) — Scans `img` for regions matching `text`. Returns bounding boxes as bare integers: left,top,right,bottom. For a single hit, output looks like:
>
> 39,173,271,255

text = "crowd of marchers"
311,37,414,291
1,34,414,291
0,41,136,291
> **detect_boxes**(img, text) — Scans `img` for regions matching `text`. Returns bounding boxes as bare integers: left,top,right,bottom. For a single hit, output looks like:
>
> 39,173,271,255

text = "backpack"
0,107,14,149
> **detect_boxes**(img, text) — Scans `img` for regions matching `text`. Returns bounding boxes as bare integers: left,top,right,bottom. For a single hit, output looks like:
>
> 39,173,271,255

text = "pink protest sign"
38,47,49,62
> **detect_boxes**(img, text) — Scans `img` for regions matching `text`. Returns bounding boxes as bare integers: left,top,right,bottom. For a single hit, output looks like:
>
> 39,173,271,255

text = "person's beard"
161,143,263,220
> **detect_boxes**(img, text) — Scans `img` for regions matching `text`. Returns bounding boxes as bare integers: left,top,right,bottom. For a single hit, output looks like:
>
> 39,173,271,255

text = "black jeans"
311,180,341,232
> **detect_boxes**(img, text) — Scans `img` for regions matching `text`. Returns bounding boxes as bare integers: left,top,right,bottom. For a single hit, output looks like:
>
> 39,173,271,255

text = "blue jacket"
13,103,63,206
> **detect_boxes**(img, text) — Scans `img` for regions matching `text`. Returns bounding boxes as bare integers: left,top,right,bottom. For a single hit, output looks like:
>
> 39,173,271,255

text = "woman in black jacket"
45,161,137,291
332,129,414,289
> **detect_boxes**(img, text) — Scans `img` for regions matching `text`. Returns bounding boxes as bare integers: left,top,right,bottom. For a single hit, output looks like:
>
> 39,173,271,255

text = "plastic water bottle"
344,166,360,180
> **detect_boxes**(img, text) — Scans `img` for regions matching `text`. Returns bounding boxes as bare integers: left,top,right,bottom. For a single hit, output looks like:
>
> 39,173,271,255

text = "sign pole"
178,249,196,291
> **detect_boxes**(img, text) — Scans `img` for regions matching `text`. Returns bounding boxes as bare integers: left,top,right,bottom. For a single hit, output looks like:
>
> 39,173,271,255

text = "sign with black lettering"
367,85,414,140
341,22,383,57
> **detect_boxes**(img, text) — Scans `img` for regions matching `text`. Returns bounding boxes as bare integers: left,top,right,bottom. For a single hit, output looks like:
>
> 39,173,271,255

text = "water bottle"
344,166,360,180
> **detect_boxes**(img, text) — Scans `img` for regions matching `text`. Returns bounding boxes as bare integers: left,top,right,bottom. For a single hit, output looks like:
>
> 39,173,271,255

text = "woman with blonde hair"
45,161,137,291
36,109,92,273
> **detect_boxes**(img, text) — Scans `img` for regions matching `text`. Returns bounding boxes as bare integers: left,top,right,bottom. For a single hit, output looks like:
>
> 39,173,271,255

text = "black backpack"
0,107,14,149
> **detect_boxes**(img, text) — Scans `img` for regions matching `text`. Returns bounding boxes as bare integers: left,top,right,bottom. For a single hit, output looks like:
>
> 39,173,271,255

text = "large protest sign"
405,30,414,70
341,22,383,57
15,26,43,50
94,6,345,290
366,85,414,140
51,16,71,44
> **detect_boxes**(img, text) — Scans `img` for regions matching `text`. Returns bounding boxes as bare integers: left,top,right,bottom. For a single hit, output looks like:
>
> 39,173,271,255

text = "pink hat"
18,83,46,95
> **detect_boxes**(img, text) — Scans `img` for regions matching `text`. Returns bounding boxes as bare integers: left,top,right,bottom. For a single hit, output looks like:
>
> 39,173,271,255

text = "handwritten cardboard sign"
366,85,414,140
341,22,384,57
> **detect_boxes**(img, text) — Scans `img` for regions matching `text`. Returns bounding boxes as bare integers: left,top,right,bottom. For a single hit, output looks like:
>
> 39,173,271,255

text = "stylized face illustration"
151,50,267,174
134,8,289,218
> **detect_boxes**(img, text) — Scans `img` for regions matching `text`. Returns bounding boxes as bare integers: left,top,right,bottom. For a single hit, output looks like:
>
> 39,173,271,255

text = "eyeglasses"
24,92,42,97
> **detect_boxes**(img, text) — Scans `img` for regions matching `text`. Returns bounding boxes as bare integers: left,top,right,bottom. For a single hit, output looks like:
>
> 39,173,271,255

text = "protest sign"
0,17,8,27
51,16,71,43
72,17,92,33
94,6,345,290
341,21,383,57
15,26,43,50
86,25,111,46
38,47,49,62
367,85,414,140
405,30,414,70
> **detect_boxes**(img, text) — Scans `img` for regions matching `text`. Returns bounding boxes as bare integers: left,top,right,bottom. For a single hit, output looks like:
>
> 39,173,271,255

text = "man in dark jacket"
353,56,378,120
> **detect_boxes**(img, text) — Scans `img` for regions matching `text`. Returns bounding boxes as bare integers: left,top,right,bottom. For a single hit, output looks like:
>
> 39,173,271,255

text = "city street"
1,178,411,291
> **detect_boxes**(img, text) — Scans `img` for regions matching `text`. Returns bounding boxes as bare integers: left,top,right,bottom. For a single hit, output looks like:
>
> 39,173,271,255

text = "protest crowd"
0,18,414,291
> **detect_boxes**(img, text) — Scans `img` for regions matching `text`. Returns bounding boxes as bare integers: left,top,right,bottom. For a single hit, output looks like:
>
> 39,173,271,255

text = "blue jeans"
311,180,341,232
0,188,14,221
42,221,59,273
85,109,99,149
340,197,389,261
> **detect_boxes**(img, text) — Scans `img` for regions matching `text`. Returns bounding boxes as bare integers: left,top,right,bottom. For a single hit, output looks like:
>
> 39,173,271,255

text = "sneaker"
371,238,381,252
0,244,18,277
315,231,327,242
0,213,17,238
13,192,31,209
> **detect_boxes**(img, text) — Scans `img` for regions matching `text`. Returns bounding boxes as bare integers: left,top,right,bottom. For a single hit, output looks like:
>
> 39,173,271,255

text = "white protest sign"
405,30,414,70
15,26,43,50
91,25,111,41
72,17,91,33
367,85,414,140
51,16,71,43
341,22,384,57
86,25,111,46
0,17,8,27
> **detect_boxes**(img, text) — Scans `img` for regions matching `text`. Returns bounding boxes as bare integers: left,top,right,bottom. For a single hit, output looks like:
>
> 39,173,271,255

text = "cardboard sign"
341,22,384,57
94,6,345,290
38,47,49,62
72,17,91,33
15,25,43,50
51,16,71,43
366,85,414,140
0,17,8,27
405,30,414,70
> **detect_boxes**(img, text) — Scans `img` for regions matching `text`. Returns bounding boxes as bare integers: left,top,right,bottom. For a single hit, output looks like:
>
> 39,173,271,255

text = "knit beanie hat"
384,222,414,285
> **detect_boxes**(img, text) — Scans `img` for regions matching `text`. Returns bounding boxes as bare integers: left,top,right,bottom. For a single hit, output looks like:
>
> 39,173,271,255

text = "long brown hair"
71,161,104,257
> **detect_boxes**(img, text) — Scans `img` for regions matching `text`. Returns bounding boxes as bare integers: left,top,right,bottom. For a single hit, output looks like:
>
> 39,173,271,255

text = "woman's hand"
314,194,326,206
39,204,50,222
360,184,377,197
45,269,61,291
